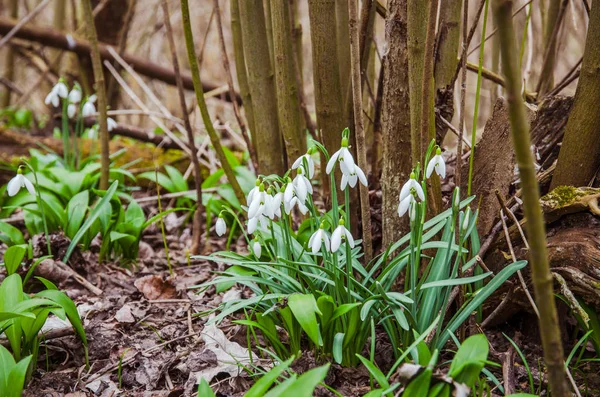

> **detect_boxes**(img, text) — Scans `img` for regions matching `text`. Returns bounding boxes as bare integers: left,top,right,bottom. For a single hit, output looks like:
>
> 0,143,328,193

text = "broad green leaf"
333,333,345,364
356,354,390,390
281,363,330,396
245,357,294,397
449,334,489,388
0,221,25,246
66,190,89,239
197,378,215,397
165,165,188,192
404,368,432,397
287,294,322,347
7,355,31,397
3,245,26,275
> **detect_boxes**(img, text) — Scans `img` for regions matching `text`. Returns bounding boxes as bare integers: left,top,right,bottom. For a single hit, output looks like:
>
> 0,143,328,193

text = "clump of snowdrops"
194,129,526,367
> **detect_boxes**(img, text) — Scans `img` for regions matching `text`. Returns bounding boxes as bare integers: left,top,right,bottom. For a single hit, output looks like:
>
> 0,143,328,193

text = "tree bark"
239,0,285,175
381,0,412,246
336,0,351,107
407,0,429,163
271,0,306,163
551,0,600,189
493,0,569,394
0,0,17,107
82,0,109,190
307,0,346,192
537,0,566,98
434,0,461,91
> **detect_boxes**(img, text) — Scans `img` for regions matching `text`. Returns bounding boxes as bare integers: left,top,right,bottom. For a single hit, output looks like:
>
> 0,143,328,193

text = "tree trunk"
551,0,600,189
336,0,351,107
537,0,565,97
381,0,412,246
240,0,285,175
264,0,274,67
407,0,429,163
0,0,17,107
230,0,257,149
271,0,306,162
307,0,345,191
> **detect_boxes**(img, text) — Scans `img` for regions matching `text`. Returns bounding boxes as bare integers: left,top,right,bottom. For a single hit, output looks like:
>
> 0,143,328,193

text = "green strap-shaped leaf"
287,293,322,347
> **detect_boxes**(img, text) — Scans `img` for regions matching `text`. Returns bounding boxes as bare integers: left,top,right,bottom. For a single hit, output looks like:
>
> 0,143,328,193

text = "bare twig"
0,0,53,51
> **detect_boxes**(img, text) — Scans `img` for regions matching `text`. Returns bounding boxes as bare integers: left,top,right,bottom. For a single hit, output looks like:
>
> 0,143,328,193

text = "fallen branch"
0,16,240,103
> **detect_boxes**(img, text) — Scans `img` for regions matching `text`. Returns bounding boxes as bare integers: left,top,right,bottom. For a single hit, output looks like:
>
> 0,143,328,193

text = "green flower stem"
61,100,70,167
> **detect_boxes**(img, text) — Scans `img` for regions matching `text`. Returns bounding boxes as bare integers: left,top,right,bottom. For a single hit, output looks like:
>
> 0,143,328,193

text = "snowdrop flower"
67,104,77,119
44,79,68,107
399,173,425,202
326,136,356,175
292,167,312,203
247,184,267,219
248,215,267,234
426,147,446,179
247,179,262,206
68,84,82,104
308,223,331,254
252,239,262,258
286,196,309,215
107,117,117,132
265,189,282,220
215,214,226,236
330,219,355,253
292,148,316,179
340,164,368,190
7,166,35,197
398,194,415,218
462,208,471,232
82,99,96,118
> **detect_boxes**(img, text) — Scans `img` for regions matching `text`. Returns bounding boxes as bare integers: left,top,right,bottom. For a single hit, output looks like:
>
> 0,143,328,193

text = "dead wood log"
0,17,240,104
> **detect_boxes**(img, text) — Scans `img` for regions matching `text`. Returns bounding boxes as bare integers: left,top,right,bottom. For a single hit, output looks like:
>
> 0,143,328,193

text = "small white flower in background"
326,136,356,176
68,84,82,104
252,240,262,258
399,173,425,202
397,194,415,218
292,150,316,179
82,99,96,118
462,208,471,232
107,117,117,132
44,80,69,107
308,223,331,254
330,219,355,253
67,104,77,119
7,166,35,197
426,147,446,179
340,164,368,190
247,179,262,206
215,215,226,236
292,167,312,203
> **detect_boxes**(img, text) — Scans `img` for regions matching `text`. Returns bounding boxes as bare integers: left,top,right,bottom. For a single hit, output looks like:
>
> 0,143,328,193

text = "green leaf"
333,333,345,364
263,374,298,397
419,272,492,290
404,368,432,397
35,289,87,349
245,357,294,397
449,334,489,388
66,190,89,239
281,363,330,396
63,180,118,264
356,355,390,390
138,171,175,192
7,355,31,397
287,294,322,346
165,165,188,192
0,221,25,246
197,378,216,397
3,245,26,275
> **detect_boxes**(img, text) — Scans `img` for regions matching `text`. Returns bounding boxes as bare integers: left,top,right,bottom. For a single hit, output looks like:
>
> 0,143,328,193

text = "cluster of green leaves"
0,344,32,397
194,139,526,369
198,357,330,397
0,246,87,384
0,150,168,263
0,107,34,130
359,334,491,397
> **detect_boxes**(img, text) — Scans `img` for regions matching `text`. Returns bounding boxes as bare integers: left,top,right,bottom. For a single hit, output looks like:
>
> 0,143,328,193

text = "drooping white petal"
295,197,309,215
247,186,259,205
51,95,60,108
326,149,342,174
399,180,412,202
322,232,331,252
340,148,356,175
398,194,414,217
216,217,226,236
307,157,315,179
22,176,36,195
331,226,343,253
291,155,304,170
435,158,446,179
248,216,259,234
344,228,355,248
294,175,307,202
355,165,368,186
7,175,22,196
426,157,437,178
44,91,56,106
426,154,446,179
67,104,77,119
107,117,118,132
252,241,262,258
340,173,348,190
82,101,96,117
56,82,69,98
414,182,425,201
310,230,323,254
68,88,82,103
88,94,97,103
348,173,358,188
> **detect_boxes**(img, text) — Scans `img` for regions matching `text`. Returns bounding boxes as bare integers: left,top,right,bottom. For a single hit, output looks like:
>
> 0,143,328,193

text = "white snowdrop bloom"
247,187,267,219
44,81,69,107
215,216,226,236
398,194,415,218
330,220,355,253
107,117,117,132
399,173,425,202
252,240,262,258
7,168,35,197
340,164,368,190
247,179,262,206
292,167,312,203
292,152,316,179
326,137,356,175
308,225,331,254
462,209,471,232
68,85,82,104
82,100,96,118
265,191,282,219
67,104,77,119
247,215,265,234
426,148,446,179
